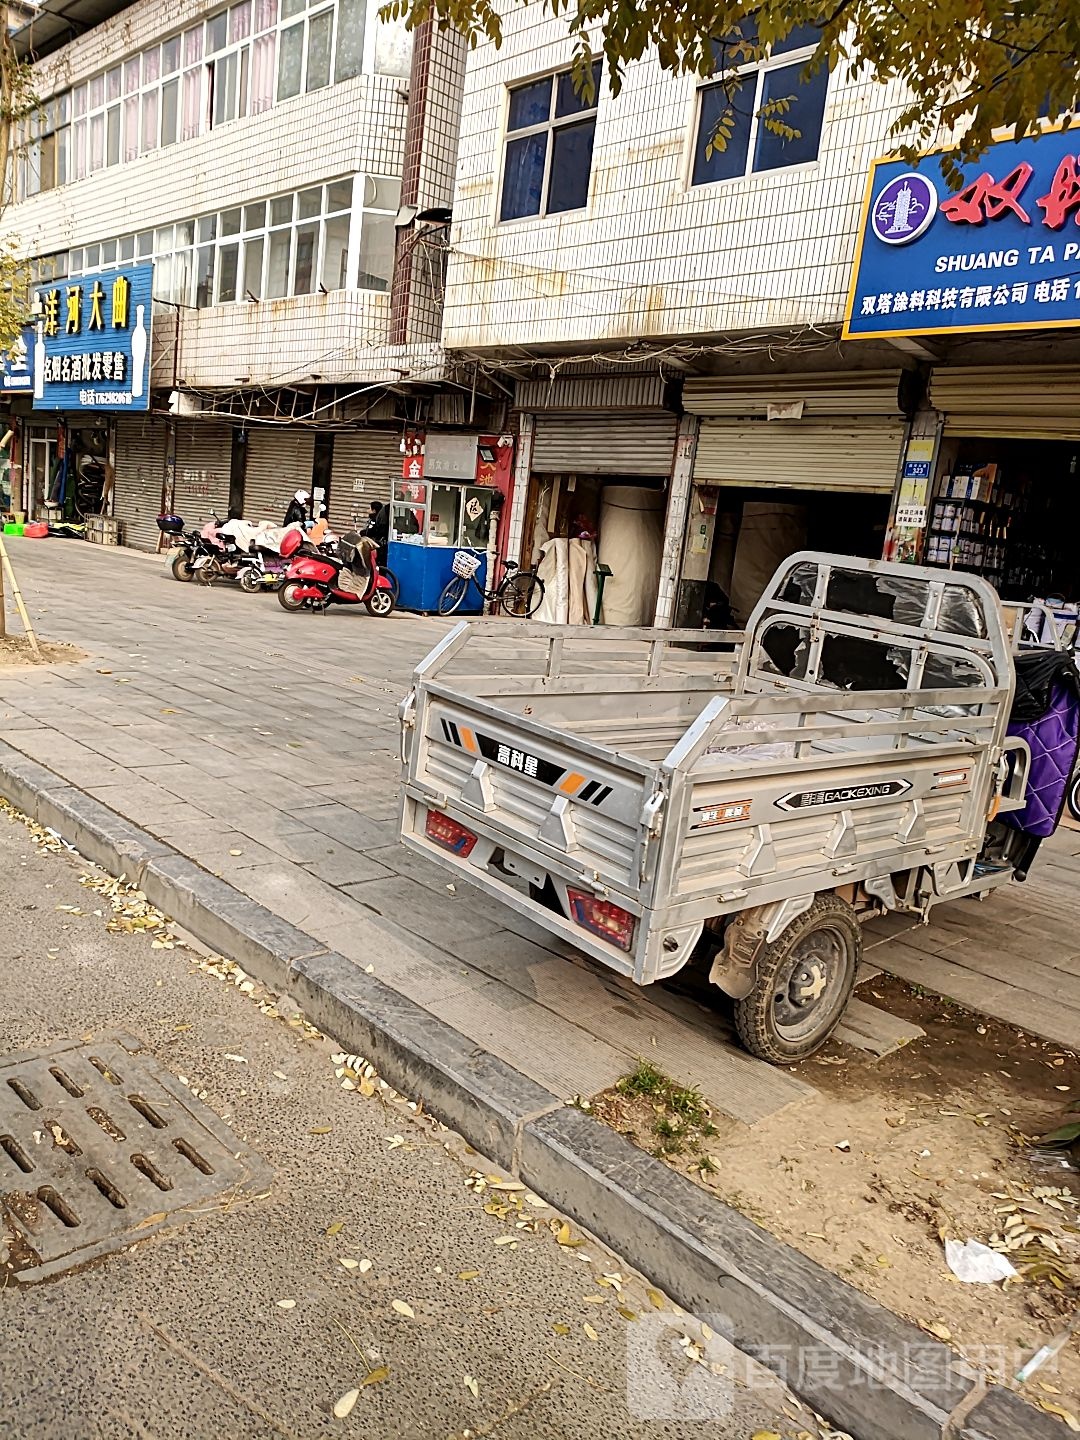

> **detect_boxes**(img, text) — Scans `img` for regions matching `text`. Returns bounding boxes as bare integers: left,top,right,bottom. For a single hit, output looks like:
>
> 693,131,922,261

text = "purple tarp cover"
1005,677,1080,838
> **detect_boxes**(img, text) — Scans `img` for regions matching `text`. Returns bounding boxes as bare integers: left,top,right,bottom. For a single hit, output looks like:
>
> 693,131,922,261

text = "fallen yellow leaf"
924,1321,952,1342
275,1299,296,1310
339,1258,359,1271
751,1432,782,1440
357,1259,373,1274
583,1322,599,1341
493,1235,516,1246
552,1323,569,1336
1038,1401,1080,1432
333,1390,359,1419
582,1295,605,1305
556,1222,573,1245
463,1375,479,1398
359,1366,389,1389
617,1307,638,1321
391,1300,415,1318
325,1220,345,1236
457,1270,480,1281
310,1126,333,1136
646,1289,666,1310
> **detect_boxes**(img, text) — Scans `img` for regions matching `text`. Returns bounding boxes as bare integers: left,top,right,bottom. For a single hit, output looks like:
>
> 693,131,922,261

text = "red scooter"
277,530,395,617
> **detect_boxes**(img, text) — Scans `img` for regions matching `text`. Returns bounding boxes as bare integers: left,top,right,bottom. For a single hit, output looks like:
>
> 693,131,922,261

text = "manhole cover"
0,1033,270,1282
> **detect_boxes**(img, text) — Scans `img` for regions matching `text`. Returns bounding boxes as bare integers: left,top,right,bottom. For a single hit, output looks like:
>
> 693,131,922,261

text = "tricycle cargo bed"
400,555,1026,992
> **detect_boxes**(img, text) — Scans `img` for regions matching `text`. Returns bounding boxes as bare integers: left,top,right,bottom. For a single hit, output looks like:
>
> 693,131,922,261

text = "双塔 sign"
32,263,152,411
845,126,1080,339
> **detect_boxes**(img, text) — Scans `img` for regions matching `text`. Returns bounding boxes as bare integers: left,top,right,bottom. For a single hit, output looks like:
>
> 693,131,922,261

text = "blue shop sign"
31,263,152,411
1,330,33,393
844,126,1080,339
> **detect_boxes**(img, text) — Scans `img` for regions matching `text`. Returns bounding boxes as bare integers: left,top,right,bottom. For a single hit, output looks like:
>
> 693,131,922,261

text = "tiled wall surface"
444,11,920,350
3,76,407,258
2,0,414,390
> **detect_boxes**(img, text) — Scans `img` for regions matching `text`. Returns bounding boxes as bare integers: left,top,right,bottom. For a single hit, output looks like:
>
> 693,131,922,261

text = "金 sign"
845,126,1080,339
32,263,153,411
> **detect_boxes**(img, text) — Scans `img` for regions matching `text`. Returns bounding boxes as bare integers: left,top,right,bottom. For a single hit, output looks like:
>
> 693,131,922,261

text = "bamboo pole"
0,534,40,657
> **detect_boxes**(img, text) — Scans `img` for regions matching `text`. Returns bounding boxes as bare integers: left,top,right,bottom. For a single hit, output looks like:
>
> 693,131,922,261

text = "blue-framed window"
691,25,828,187
500,62,601,222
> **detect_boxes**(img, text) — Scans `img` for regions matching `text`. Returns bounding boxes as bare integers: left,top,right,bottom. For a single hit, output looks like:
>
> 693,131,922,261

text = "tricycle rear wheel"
733,893,860,1064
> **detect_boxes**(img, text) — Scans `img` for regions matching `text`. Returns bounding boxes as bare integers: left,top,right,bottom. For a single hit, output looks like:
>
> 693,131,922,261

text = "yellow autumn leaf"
339,1258,359,1271
457,1270,480,1281
583,1323,599,1341
751,1432,782,1440
617,1306,638,1321
326,1220,345,1236
1038,1401,1080,1432
357,1258,373,1274
647,1289,666,1310
392,1300,415,1318
359,1366,390,1389
556,1222,572,1245
924,1321,952,1342
463,1375,479,1398
552,1323,569,1335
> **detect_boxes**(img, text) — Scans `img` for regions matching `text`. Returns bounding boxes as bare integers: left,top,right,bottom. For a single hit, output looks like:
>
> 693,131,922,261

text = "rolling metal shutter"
693,418,907,494
112,415,167,551
173,422,233,527
329,430,401,531
244,428,314,524
531,413,677,475
683,369,908,418
929,366,1080,439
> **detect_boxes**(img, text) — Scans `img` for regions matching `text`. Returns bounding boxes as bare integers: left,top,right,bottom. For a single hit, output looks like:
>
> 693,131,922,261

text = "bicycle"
436,550,544,618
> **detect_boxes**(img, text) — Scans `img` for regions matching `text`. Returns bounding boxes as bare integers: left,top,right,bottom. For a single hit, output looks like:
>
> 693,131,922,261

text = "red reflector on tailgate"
425,810,477,858
566,888,636,953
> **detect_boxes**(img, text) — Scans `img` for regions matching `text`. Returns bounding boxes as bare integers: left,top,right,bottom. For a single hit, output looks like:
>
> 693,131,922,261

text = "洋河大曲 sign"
31,263,152,411
845,126,1080,338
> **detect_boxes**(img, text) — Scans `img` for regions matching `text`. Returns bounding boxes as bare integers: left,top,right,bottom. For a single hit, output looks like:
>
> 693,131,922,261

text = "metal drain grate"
0,1033,270,1282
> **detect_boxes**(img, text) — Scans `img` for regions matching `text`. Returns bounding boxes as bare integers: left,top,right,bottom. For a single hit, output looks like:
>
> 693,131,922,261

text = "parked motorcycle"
157,512,238,583
277,531,394,616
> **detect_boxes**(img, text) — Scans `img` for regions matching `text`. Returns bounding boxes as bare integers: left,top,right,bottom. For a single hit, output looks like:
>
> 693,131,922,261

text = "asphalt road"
0,804,810,1440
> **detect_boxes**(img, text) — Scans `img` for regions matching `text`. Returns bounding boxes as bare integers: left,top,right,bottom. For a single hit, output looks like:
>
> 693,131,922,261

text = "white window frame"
58,174,400,308
497,61,601,225
24,0,394,194
690,33,826,188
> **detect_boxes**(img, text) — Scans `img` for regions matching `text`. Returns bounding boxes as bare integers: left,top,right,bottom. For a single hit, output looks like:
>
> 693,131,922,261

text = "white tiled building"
441,16,944,628
0,0,483,549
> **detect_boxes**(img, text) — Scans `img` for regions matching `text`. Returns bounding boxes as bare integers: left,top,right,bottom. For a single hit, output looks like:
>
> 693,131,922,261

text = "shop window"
692,24,828,186
500,61,601,222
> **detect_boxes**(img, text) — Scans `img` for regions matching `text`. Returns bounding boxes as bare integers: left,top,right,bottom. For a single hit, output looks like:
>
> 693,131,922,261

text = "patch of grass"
696,1152,719,1176
616,1059,717,1165
616,1060,667,1099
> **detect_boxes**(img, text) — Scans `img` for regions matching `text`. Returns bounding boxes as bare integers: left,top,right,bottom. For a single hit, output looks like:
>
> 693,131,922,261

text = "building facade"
0,0,511,558
442,12,1080,626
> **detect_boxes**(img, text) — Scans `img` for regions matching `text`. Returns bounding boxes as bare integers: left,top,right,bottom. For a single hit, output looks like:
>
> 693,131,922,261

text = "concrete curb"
0,738,1060,1440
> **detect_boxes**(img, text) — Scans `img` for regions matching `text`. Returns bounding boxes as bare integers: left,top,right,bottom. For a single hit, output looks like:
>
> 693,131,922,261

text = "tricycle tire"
732,893,861,1064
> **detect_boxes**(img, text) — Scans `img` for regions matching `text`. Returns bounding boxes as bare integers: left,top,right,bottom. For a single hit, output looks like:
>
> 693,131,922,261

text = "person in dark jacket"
364,501,391,564
283,489,309,526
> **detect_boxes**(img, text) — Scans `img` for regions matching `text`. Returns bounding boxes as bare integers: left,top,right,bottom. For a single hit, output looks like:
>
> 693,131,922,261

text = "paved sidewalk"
0,537,1077,1123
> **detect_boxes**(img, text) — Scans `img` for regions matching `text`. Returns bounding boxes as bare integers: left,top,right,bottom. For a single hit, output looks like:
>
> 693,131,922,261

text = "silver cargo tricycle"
399,553,1042,1064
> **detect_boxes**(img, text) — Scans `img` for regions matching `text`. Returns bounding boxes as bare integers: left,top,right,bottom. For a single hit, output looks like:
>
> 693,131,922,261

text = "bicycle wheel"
501,570,545,618
437,575,470,616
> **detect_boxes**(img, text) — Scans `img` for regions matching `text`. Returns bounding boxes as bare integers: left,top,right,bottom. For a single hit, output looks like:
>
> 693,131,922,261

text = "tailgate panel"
413,694,658,889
